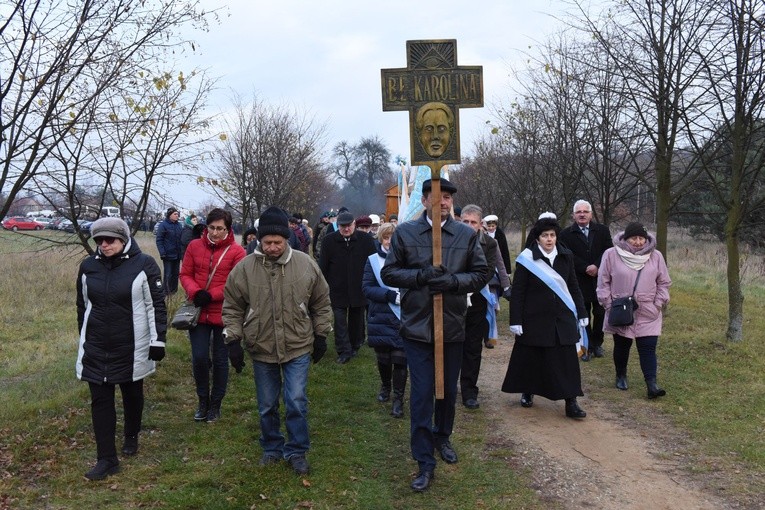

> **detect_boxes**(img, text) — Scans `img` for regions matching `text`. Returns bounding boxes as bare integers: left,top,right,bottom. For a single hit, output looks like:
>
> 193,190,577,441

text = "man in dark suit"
319,211,376,364
559,200,613,360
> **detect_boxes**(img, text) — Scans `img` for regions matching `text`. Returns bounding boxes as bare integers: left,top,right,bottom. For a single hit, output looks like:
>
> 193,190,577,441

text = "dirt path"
476,337,733,510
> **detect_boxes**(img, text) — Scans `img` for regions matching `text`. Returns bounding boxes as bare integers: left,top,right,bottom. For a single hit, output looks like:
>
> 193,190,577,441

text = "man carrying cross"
381,178,488,492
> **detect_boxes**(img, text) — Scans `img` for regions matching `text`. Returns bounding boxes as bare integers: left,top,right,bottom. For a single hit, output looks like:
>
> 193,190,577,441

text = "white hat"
369,214,380,225
483,214,498,223
538,211,557,220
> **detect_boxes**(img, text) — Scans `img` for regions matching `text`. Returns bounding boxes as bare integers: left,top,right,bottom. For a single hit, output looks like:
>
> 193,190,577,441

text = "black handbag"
608,269,642,327
171,302,201,330
171,245,231,330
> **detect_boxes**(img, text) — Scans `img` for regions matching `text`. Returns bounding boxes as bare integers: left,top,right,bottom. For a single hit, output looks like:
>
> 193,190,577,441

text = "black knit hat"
257,206,291,240
422,178,457,194
623,222,649,240
166,207,179,219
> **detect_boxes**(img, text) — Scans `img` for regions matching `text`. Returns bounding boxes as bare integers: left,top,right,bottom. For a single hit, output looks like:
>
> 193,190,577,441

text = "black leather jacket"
381,212,490,343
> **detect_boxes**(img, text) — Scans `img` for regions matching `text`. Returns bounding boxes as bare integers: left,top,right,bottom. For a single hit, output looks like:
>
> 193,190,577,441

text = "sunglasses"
94,236,119,245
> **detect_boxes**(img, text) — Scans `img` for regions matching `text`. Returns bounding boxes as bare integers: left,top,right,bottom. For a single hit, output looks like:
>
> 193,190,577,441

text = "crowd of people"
74,193,671,491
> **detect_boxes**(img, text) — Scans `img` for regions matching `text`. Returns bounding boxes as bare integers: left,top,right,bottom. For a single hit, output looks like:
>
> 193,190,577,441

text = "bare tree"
576,0,719,259
332,136,393,192
0,0,214,221
212,95,329,226
684,0,765,341
32,68,216,252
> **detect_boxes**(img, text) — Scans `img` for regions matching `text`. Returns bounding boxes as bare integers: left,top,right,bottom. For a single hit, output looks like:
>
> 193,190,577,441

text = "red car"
2,217,44,231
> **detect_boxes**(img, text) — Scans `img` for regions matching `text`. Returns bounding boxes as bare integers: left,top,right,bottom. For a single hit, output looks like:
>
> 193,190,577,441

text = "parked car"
31,217,53,227
2,217,44,231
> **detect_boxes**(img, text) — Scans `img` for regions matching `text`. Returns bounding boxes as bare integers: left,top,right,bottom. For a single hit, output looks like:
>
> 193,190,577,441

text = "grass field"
0,228,763,509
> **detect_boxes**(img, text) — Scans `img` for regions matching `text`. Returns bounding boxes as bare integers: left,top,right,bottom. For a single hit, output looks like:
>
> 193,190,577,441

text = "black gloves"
416,265,446,286
428,274,458,294
386,290,398,303
502,287,512,301
228,341,245,373
149,345,165,361
312,335,327,364
193,290,212,307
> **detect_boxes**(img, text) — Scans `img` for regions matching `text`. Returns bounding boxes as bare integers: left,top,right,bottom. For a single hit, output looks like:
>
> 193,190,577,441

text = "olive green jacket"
223,246,332,363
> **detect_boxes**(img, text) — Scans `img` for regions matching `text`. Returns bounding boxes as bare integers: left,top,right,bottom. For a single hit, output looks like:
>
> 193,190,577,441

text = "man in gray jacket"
223,206,332,476
381,179,489,492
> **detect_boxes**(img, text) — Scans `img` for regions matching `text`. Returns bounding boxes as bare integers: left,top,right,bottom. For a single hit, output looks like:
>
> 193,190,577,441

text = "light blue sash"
479,285,498,339
515,248,588,351
369,253,401,320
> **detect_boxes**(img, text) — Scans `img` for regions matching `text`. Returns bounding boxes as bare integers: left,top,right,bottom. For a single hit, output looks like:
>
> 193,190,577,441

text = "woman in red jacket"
180,208,246,422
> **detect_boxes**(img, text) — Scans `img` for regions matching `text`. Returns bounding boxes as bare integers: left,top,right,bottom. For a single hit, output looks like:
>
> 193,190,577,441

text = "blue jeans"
189,324,229,403
253,353,311,459
162,259,180,294
404,339,463,472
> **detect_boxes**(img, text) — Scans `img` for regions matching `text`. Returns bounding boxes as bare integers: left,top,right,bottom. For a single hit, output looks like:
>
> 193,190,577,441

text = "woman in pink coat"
597,222,671,398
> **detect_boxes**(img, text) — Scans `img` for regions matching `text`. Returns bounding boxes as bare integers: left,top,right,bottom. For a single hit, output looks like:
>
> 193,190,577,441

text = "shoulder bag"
607,269,643,327
171,245,231,330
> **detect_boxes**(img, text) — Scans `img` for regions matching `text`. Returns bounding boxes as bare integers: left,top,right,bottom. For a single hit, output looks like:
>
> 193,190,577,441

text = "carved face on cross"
415,102,454,158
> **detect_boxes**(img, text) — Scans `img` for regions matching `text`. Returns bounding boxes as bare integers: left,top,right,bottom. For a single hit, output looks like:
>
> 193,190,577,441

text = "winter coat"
180,229,246,327
597,232,671,338
489,228,512,274
222,246,333,364
155,218,183,260
362,243,403,350
180,225,195,260
381,212,490,344
318,228,377,308
559,222,613,303
76,238,167,383
510,242,587,348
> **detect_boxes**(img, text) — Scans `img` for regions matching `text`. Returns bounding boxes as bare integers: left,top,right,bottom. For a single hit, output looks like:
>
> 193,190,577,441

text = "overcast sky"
170,0,581,207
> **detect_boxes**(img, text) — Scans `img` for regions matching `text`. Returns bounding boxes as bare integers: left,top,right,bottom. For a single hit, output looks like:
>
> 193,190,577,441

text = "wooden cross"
381,39,483,398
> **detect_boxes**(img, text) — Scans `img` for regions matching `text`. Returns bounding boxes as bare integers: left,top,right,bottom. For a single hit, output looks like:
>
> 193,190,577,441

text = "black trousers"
332,306,366,356
584,299,606,348
88,379,144,460
460,293,488,401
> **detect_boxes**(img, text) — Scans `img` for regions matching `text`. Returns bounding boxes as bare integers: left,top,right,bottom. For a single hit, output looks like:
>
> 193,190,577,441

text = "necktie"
582,226,589,237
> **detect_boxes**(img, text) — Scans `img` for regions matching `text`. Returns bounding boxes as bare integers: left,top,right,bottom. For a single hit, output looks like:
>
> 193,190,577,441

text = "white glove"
395,292,401,305
579,318,589,327
509,325,523,336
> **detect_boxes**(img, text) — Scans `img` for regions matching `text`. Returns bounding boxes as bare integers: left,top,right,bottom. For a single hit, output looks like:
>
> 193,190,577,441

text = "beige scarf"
615,246,650,270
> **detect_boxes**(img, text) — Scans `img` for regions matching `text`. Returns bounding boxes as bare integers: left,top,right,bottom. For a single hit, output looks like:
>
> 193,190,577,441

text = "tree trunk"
725,232,744,342
654,144,672,263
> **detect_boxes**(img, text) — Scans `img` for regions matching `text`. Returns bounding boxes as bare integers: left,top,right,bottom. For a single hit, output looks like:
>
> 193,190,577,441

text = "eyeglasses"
207,226,228,232
94,236,118,245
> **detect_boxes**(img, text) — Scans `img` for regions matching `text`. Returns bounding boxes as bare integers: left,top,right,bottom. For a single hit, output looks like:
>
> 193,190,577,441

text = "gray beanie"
91,217,130,243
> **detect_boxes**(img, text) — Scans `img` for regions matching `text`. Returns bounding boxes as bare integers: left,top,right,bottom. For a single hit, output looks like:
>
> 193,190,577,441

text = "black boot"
615,372,628,391
390,366,407,418
121,435,138,456
207,399,222,422
646,378,666,399
85,457,120,481
194,395,209,422
565,398,587,419
376,361,392,402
